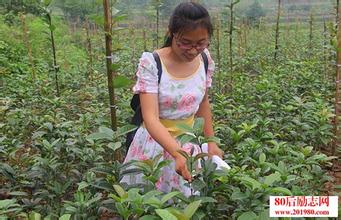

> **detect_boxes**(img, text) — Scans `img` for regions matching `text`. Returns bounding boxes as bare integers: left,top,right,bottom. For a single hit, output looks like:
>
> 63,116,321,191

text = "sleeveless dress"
121,49,215,196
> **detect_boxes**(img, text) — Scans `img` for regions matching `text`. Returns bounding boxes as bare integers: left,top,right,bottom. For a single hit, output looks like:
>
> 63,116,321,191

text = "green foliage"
0,0,43,16
245,0,266,27
108,185,202,220
0,4,338,220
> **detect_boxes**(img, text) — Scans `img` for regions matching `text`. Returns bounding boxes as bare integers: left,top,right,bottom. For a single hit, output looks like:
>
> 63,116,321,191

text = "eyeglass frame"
173,34,210,51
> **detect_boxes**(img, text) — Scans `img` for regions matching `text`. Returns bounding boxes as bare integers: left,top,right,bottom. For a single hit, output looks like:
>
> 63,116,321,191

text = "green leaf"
143,190,163,200
156,160,172,171
85,194,102,206
177,150,190,160
99,126,114,137
231,191,248,200
184,200,202,219
111,63,120,71
155,209,177,220
29,211,41,220
111,7,120,16
194,153,208,161
65,206,77,213
113,185,127,198
89,15,104,26
257,209,271,220
259,153,266,164
264,172,281,186
152,153,163,165
277,161,286,174
107,142,122,151
233,0,241,5
0,163,15,181
115,203,129,219
140,215,159,220
144,197,162,208
112,14,127,23
193,117,204,133
198,197,216,203
0,199,17,209
77,181,89,191
58,214,71,220
178,134,195,145
9,191,28,196
86,132,112,141
176,123,194,133
115,124,137,137
334,185,341,190
205,136,221,144
239,176,262,190
237,211,257,220
191,179,206,191
271,187,292,196
161,191,180,204
43,0,52,7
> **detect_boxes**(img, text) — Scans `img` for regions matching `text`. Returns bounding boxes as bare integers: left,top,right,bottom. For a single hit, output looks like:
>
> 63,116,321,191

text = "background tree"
151,0,163,48
245,0,266,27
41,0,60,96
0,0,42,15
227,0,240,91
274,0,281,61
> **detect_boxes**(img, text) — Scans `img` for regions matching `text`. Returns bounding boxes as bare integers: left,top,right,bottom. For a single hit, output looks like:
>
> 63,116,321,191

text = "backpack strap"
152,52,163,84
201,51,209,74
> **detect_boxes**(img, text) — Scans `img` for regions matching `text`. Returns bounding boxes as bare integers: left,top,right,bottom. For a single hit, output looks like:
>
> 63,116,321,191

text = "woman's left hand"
207,142,224,159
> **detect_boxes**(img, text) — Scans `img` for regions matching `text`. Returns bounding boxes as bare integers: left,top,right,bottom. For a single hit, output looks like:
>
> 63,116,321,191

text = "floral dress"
121,49,215,196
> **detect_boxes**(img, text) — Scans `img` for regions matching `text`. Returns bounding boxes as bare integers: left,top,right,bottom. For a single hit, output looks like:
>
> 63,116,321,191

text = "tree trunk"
85,18,93,79
156,6,159,49
228,2,235,91
324,19,328,80
274,0,281,61
103,0,117,130
19,13,35,80
216,16,221,92
143,27,147,51
47,13,60,96
243,19,248,54
130,23,136,65
308,12,313,57
334,0,341,158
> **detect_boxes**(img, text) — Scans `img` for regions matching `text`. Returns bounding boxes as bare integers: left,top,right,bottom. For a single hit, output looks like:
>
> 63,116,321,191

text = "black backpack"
125,51,209,149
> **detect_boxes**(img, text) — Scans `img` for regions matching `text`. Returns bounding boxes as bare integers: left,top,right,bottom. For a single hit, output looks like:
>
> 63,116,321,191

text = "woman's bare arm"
196,91,224,158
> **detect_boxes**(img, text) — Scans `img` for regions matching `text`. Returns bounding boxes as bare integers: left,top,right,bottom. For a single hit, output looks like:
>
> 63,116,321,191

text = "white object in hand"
201,143,231,170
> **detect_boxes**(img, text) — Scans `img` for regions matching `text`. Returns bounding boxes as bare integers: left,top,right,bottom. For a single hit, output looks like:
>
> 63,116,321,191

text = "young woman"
122,2,223,196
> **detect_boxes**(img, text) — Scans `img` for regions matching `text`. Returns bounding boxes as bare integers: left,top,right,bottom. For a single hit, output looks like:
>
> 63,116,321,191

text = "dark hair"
163,2,213,48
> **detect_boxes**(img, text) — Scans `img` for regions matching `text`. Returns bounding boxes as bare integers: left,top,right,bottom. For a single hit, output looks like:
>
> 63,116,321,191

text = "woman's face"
171,27,209,62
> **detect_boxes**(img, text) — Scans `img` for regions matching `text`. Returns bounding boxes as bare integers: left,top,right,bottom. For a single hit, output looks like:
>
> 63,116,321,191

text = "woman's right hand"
174,153,192,182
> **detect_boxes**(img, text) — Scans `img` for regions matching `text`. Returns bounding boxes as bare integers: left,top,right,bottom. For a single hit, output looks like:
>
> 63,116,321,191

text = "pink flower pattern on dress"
163,151,172,160
139,58,150,68
133,56,155,93
136,70,146,92
147,134,154,143
182,143,200,156
171,174,179,186
130,142,148,161
155,175,164,190
162,95,173,109
177,94,196,112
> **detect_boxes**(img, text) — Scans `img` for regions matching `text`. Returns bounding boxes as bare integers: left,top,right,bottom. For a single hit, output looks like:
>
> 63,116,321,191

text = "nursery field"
1,0,340,219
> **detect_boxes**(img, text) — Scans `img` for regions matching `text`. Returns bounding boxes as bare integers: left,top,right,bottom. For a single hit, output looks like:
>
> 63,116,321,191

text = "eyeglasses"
174,35,210,51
